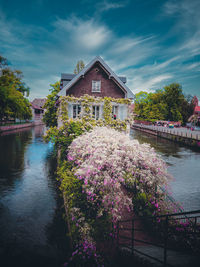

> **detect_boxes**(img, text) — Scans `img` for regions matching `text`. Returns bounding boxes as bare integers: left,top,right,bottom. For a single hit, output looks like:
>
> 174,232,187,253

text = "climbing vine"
103,97,112,123
59,94,131,123
58,97,69,122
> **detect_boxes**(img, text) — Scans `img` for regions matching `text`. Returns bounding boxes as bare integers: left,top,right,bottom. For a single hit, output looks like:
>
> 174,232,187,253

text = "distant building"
194,106,200,116
193,96,200,116
31,98,46,124
188,96,200,127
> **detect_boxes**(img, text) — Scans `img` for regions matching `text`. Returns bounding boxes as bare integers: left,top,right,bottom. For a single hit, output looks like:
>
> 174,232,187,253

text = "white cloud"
111,36,155,54
97,0,127,12
0,3,199,100
163,0,200,58
185,62,200,70
148,74,172,85
180,31,200,56
0,12,160,99
53,17,111,51
152,56,180,70
128,74,173,93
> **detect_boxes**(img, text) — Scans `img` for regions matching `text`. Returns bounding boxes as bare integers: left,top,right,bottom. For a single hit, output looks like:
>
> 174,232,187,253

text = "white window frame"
112,105,118,119
92,80,101,92
73,104,81,118
92,105,100,120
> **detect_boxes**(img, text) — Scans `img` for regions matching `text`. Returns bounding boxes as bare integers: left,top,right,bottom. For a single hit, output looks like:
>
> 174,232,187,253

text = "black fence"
117,210,200,266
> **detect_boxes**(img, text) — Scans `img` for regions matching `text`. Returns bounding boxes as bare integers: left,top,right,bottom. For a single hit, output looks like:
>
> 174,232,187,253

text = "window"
92,105,100,120
92,80,101,92
73,105,81,118
112,106,118,119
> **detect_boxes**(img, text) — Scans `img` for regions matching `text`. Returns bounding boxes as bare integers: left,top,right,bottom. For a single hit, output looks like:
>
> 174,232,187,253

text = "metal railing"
132,124,200,141
117,210,200,267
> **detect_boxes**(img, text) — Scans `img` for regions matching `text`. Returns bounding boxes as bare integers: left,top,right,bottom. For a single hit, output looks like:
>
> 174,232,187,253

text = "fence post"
117,221,119,249
132,219,135,255
164,215,169,267
194,217,197,248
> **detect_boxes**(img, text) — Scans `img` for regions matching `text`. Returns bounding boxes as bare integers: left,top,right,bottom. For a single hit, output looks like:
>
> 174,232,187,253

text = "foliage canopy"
43,81,60,127
74,60,85,74
0,55,32,121
134,83,195,124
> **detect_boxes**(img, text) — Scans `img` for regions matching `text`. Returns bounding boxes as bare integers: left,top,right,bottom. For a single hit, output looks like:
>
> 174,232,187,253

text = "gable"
66,62,125,98
58,56,135,99
31,98,46,108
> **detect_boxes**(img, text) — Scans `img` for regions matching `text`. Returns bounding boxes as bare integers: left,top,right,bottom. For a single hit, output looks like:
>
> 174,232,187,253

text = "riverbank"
0,121,44,133
131,124,200,148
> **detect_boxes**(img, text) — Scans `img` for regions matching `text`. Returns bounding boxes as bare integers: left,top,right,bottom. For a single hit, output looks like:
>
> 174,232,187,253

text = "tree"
0,55,8,68
43,81,60,127
74,60,85,74
134,91,149,118
1,68,30,97
134,83,194,123
0,83,32,121
163,83,184,121
0,54,32,121
134,91,167,120
134,91,149,104
180,94,195,125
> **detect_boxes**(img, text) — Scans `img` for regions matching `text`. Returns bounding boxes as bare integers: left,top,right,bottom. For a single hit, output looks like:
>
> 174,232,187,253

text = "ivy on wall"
58,94,131,123
58,97,69,122
103,97,112,123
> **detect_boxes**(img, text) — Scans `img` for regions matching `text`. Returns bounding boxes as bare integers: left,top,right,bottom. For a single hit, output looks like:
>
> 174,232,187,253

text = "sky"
0,0,200,100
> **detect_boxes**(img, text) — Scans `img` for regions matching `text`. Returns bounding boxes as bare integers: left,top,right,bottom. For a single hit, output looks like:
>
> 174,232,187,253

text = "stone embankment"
0,121,44,133
132,124,200,148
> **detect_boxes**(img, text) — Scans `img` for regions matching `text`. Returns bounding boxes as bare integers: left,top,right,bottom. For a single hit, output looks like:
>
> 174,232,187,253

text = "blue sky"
0,0,199,100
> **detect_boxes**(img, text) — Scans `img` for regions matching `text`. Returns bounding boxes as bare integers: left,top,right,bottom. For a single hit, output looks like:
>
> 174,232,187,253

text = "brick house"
31,98,46,124
58,56,134,121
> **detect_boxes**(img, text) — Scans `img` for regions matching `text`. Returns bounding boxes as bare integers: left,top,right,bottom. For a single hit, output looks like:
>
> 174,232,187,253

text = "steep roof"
58,56,134,99
31,98,46,109
61,73,76,80
61,73,126,83
118,76,127,84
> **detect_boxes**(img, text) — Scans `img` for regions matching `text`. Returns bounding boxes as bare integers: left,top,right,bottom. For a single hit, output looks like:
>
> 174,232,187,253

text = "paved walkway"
121,245,199,267
132,124,200,141
118,189,200,266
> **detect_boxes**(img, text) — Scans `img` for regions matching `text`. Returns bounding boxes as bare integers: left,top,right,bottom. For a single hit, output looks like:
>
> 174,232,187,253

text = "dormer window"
92,80,101,92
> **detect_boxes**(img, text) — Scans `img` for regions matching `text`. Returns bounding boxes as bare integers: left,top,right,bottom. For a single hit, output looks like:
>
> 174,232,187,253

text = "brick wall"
66,63,125,98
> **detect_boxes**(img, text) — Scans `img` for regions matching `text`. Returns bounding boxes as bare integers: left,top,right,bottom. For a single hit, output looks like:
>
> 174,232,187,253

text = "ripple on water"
130,129,200,211
0,125,70,267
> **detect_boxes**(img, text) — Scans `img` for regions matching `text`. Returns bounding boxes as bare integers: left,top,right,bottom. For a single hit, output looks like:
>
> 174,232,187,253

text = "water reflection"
0,126,70,267
130,129,200,211
0,130,32,194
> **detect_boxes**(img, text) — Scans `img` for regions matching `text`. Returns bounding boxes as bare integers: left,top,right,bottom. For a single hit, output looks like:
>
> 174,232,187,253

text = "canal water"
131,129,200,212
0,126,199,266
0,126,70,267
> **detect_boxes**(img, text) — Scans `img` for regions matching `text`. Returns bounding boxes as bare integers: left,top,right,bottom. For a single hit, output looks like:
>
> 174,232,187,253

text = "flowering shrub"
68,127,171,220
44,118,127,161
65,240,104,267
58,127,176,264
